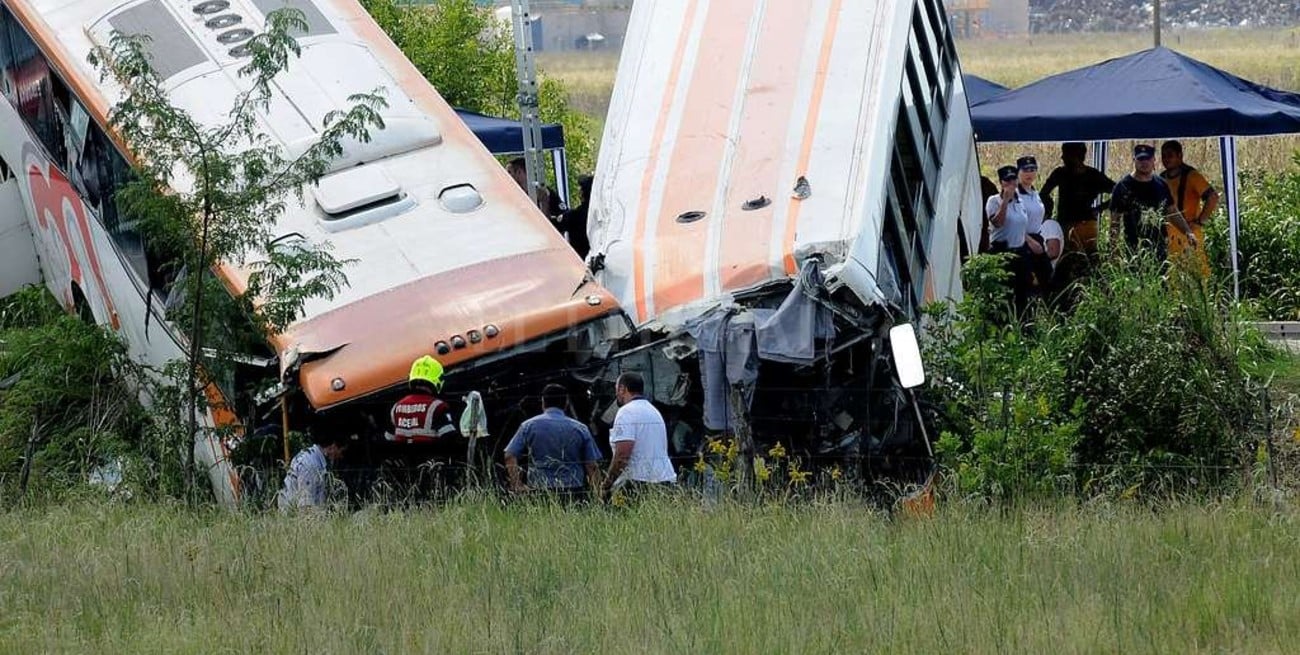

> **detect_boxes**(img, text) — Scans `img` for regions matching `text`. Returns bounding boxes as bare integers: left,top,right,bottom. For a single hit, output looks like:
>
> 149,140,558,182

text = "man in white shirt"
1039,219,1065,271
1037,218,1066,299
277,432,349,512
601,372,676,501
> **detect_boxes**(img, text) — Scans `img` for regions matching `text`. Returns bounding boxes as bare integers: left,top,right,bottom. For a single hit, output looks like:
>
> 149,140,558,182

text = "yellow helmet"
409,355,444,390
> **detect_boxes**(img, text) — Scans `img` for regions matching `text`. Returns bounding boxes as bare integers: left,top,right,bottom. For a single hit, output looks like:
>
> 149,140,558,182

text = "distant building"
490,1,631,52
948,0,1028,37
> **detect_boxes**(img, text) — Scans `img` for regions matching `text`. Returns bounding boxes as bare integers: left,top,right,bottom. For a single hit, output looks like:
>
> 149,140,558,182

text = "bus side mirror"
888,323,926,389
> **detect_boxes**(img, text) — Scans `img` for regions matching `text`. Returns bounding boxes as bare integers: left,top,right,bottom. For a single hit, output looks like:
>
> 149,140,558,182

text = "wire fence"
221,436,1296,511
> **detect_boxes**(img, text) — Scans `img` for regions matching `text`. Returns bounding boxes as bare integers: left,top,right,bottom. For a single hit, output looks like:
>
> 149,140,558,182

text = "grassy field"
2,499,1299,653
540,28,1300,178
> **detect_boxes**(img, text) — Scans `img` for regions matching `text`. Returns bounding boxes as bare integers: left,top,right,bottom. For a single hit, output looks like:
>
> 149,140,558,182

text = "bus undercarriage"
228,262,934,508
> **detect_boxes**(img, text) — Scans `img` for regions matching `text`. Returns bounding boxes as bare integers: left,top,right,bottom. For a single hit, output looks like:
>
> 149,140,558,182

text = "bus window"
0,8,13,104
4,13,68,166
0,8,189,323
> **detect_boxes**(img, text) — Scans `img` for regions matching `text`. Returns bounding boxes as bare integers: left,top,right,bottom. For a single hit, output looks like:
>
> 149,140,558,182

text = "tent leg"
1091,140,1107,174
552,148,570,211
1220,136,1241,300
1090,142,1108,216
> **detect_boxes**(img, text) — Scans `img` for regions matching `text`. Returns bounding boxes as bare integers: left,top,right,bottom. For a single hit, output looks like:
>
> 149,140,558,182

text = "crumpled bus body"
584,0,983,480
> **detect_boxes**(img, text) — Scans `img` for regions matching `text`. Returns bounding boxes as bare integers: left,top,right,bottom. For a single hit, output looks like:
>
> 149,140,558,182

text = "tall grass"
2,499,1298,653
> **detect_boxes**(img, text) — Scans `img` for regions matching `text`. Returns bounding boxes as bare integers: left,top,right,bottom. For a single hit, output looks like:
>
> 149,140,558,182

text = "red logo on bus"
22,144,120,329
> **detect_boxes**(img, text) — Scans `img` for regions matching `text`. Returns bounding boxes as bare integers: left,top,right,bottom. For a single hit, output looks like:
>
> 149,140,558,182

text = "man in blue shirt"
504,384,603,502
277,431,349,511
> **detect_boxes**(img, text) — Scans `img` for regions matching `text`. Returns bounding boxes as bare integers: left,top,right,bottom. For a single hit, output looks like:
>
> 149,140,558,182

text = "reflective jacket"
390,392,459,442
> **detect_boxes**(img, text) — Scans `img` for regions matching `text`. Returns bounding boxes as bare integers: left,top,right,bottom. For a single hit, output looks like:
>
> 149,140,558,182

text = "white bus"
0,0,622,504
587,0,982,478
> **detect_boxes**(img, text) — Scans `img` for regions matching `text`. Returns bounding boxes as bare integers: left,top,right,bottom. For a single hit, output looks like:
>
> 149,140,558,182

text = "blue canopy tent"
969,47,1300,297
962,74,1008,107
454,108,572,209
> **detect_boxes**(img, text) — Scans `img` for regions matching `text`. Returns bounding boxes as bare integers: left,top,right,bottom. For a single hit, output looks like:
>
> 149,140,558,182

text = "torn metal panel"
751,260,836,364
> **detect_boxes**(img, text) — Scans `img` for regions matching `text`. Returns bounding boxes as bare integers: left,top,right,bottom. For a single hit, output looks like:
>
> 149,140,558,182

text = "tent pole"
511,0,547,207
552,148,570,211
1220,136,1241,300
1091,141,1107,173
1154,0,1162,47
1091,142,1108,213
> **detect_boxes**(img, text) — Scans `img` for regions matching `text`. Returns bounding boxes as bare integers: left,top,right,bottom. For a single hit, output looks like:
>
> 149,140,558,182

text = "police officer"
1016,155,1054,297
986,164,1032,312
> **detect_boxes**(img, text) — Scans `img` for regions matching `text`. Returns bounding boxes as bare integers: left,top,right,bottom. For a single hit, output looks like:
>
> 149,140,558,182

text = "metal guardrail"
1254,322,1300,340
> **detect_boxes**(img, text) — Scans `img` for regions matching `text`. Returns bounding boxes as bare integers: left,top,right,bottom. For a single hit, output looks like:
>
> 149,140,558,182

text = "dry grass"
958,28,1300,89
961,28,1300,177
2,499,1299,653
539,50,621,122
539,28,1300,178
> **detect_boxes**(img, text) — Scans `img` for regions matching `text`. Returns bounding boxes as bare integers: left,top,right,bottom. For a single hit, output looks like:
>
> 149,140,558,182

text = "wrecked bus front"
4,0,622,505
586,0,982,482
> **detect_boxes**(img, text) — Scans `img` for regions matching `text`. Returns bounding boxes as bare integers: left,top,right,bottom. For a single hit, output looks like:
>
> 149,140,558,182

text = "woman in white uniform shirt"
1016,155,1045,234
986,165,1028,251
985,165,1033,311
1017,155,1054,300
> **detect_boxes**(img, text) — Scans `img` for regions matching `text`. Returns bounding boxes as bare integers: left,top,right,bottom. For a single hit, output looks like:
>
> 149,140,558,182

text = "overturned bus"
1,0,981,503
581,0,983,487
0,0,623,505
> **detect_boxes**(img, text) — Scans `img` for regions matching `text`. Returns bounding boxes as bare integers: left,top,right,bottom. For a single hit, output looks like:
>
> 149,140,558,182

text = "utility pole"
1153,0,1162,47
510,0,547,208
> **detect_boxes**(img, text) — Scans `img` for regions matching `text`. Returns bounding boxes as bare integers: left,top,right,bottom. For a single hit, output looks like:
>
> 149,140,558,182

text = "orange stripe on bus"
631,0,701,322
782,0,844,276
650,0,756,314
716,1,814,292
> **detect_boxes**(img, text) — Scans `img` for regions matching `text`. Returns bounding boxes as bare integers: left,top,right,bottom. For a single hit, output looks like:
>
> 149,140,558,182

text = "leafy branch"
88,9,388,499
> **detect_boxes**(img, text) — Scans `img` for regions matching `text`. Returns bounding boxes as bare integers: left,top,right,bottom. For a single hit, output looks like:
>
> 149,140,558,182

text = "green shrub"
925,255,1083,499
1205,158,1300,319
925,249,1271,500
361,0,597,199
0,284,62,330
0,288,150,503
1061,252,1268,492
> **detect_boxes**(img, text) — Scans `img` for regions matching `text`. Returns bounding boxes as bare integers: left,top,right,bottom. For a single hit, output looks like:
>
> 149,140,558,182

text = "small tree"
89,10,388,499
361,0,597,200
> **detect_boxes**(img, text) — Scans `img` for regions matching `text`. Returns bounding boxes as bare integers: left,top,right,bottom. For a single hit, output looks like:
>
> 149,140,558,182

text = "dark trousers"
515,487,591,506
1025,234,1055,299
616,480,676,504
990,240,1034,316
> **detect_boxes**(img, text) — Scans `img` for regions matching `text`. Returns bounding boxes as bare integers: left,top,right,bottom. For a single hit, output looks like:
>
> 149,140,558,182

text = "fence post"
728,385,755,499
18,420,38,499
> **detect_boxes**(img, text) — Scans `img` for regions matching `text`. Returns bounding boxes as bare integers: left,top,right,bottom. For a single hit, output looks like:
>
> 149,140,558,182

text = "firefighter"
387,356,462,495
390,355,459,443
